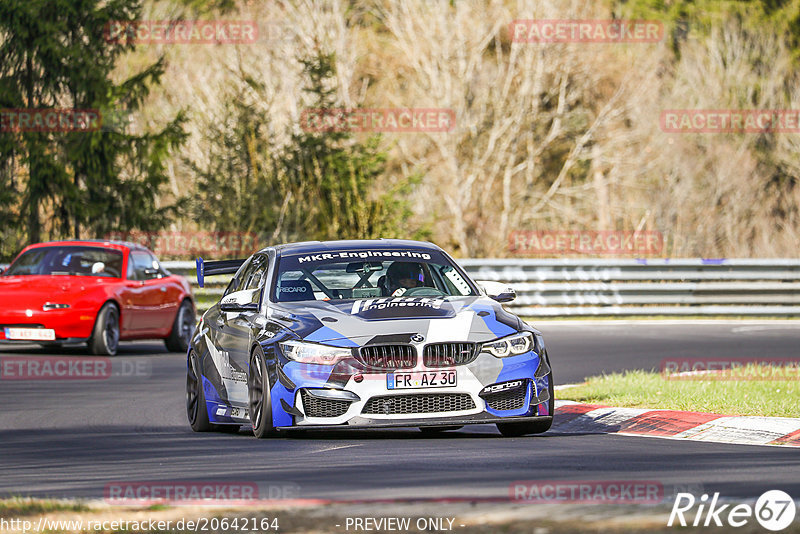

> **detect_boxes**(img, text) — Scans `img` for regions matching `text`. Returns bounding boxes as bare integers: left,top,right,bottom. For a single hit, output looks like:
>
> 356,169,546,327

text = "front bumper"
0,308,96,341
270,351,551,428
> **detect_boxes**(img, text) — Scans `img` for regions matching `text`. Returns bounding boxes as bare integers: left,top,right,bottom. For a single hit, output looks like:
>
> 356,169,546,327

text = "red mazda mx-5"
0,240,194,355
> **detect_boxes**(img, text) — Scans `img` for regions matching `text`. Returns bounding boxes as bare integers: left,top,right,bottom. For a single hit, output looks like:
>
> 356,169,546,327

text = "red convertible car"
0,240,194,355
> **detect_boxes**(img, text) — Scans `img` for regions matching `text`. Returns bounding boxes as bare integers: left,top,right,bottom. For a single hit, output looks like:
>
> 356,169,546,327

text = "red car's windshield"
3,246,124,278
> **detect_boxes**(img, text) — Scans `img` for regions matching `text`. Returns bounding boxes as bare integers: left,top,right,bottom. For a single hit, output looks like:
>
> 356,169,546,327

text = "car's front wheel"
497,368,555,437
248,346,277,439
89,302,119,356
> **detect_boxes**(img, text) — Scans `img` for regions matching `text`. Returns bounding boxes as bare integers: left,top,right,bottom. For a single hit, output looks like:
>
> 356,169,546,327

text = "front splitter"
277,414,552,431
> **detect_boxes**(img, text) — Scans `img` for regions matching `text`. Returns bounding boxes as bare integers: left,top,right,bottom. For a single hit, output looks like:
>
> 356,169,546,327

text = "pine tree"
0,0,187,259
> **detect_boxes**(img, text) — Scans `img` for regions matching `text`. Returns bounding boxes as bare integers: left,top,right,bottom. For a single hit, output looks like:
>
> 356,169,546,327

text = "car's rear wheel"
187,350,241,433
165,299,194,353
248,346,277,439
187,350,211,432
419,426,463,434
89,302,119,356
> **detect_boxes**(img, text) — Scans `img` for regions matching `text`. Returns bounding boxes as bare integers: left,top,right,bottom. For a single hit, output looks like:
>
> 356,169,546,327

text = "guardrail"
457,259,800,316
160,259,800,317
4,259,799,317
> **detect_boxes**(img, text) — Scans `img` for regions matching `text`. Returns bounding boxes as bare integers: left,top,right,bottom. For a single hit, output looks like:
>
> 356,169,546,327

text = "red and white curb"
553,400,800,447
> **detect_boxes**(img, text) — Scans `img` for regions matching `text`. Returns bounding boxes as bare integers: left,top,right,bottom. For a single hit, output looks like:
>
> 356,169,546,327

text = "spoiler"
195,257,247,288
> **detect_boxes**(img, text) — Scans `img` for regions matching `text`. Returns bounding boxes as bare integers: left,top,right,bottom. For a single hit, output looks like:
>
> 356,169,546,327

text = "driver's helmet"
386,262,424,295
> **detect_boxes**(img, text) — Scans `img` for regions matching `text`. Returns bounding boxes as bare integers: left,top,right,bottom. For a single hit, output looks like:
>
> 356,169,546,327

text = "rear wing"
195,257,247,288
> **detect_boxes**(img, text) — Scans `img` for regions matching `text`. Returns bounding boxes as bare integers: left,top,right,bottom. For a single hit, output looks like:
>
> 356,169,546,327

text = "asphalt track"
1,322,799,503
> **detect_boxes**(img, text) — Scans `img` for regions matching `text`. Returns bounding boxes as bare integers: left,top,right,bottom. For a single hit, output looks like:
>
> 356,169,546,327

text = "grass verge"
0,497,88,516
558,368,800,418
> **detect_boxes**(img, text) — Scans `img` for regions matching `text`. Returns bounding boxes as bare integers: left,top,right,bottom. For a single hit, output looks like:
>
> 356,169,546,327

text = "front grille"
362,393,475,415
423,342,479,367
484,385,527,411
301,391,351,418
357,344,416,369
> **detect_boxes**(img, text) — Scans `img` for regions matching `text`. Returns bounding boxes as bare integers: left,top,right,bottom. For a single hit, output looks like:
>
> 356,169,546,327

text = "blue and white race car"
186,239,553,437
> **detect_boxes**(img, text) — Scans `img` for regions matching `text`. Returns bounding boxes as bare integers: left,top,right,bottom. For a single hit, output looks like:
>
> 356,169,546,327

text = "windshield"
272,249,477,303
3,246,124,278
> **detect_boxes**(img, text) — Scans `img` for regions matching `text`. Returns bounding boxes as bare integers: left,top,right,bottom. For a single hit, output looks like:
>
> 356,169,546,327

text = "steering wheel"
393,286,446,297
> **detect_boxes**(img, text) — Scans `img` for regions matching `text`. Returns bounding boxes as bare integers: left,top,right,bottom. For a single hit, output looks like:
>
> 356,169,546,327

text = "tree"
192,49,420,247
0,0,186,259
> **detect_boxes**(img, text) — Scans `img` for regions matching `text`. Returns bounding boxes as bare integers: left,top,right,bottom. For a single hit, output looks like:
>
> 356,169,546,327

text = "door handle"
160,287,167,292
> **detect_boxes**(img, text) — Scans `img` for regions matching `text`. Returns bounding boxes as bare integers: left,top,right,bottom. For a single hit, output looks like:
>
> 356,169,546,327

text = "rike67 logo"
669,490,796,531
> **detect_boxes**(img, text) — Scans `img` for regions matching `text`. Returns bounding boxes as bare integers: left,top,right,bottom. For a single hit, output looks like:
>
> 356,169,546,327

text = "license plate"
4,328,56,341
387,370,457,390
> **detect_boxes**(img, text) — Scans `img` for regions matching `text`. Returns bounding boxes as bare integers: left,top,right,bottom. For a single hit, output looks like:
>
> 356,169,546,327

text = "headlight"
482,332,533,358
280,340,352,365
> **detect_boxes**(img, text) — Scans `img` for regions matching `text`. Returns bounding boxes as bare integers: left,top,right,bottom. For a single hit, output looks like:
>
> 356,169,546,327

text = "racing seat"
67,255,85,274
277,279,314,302
377,275,389,296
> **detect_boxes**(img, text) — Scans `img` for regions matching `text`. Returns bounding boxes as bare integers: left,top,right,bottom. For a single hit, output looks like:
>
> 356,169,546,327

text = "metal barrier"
457,259,800,316
160,259,800,317
4,259,800,317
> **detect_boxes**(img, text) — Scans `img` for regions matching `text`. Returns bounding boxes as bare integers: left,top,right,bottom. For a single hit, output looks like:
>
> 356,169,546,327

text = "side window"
244,256,268,290
243,255,268,304
126,254,136,280
149,253,167,276
223,257,251,298
131,251,159,280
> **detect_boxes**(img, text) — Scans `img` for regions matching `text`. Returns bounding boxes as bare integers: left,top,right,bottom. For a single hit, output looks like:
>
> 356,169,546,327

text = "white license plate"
4,328,56,341
387,370,457,390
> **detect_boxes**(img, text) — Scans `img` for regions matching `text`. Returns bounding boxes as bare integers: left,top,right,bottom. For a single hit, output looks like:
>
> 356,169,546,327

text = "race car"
187,239,553,437
0,240,195,355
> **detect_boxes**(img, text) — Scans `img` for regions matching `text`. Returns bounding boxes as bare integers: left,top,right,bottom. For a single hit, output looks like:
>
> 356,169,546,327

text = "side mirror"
476,280,516,303
220,289,261,312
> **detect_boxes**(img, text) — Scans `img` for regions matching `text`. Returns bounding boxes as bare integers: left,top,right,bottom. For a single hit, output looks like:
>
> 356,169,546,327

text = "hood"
0,275,102,307
270,296,522,346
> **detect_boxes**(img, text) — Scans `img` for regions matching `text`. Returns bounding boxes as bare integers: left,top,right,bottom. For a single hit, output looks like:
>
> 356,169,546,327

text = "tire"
187,351,241,433
89,302,120,356
186,350,211,432
165,300,195,353
497,362,555,437
248,346,277,439
419,426,463,434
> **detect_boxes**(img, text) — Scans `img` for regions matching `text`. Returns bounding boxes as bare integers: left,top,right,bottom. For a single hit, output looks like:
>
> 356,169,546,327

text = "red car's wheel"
165,299,194,353
89,303,119,356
